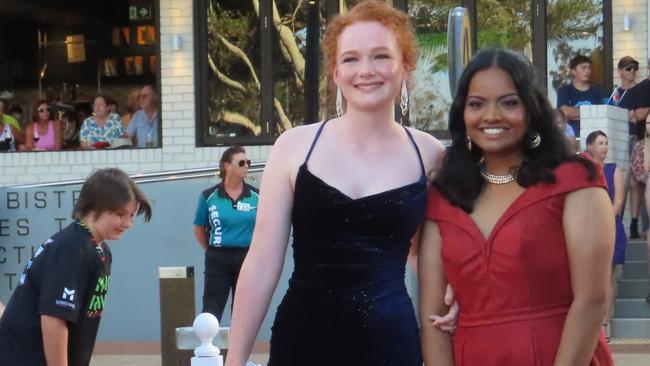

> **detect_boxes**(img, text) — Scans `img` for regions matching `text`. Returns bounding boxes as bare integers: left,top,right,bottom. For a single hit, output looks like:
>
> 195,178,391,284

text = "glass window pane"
272,1,310,132
206,1,261,138
409,0,458,132
547,0,604,108
477,0,532,57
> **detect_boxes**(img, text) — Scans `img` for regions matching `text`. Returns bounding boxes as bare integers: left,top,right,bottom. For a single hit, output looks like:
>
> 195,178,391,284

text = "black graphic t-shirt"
0,221,112,366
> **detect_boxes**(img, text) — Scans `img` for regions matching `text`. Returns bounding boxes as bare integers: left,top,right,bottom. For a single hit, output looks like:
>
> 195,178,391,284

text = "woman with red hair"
226,1,444,365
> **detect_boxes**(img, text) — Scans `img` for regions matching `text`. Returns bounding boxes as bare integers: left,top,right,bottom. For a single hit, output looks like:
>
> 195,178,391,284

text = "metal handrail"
8,161,266,188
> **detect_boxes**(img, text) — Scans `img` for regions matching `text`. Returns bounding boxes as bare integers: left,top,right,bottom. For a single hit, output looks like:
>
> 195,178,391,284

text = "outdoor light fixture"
172,34,183,50
623,14,632,31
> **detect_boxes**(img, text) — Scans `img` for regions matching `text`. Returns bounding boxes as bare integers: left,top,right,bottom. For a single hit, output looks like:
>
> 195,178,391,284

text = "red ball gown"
425,162,614,365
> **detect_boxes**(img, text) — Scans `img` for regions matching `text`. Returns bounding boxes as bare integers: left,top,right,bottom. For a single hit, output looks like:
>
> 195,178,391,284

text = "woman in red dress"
419,48,615,365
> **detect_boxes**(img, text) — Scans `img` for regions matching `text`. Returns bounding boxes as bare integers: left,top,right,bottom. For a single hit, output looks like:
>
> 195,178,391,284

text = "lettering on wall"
0,189,81,295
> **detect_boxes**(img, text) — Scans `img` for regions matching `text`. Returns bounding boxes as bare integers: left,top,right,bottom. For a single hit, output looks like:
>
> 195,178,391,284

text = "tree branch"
273,98,293,132
221,111,261,135
217,34,261,90
272,0,305,82
208,55,247,93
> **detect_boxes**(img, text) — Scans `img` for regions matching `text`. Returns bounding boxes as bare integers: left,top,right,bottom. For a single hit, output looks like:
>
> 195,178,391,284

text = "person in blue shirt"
556,55,606,137
193,146,259,321
125,84,159,148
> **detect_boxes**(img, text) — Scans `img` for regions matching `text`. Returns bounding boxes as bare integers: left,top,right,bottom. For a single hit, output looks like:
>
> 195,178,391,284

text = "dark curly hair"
434,48,596,213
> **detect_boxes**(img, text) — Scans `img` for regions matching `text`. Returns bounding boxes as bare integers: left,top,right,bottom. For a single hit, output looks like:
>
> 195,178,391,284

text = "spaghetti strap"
402,126,426,176
304,120,329,164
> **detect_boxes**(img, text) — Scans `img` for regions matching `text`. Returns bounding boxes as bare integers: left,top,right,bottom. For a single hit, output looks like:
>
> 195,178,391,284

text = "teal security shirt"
193,183,259,248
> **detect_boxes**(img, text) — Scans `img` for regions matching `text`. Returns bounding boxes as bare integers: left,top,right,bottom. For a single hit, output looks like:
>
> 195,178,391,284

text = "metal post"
159,266,196,366
447,7,474,97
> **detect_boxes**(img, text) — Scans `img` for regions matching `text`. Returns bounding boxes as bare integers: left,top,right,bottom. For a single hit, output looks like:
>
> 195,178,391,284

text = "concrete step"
611,318,650,338
618,279,650,299
623,260,649,280
613,299,650,318
626,240,647,262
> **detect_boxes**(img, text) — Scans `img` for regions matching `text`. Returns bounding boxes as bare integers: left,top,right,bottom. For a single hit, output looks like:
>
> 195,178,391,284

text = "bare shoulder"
266,122,324,178
405,127,445,172
272,123,322,156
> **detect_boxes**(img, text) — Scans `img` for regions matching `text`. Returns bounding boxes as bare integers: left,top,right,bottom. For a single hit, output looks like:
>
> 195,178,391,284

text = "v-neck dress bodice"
267,121,426,366
426,162,613,365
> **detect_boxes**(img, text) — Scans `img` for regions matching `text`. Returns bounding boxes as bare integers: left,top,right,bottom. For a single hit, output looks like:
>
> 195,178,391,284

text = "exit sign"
129,5,152,20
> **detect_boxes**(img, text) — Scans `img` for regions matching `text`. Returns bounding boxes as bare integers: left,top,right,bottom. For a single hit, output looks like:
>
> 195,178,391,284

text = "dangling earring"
466,135,472,151
336,86,343,117
400,80,409,116
527,131,541,149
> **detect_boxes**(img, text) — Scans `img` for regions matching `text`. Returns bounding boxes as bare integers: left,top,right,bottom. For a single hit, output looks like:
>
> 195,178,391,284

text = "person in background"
608,56,638,108
585,130,627,341
0,99,22,132
107,98,119,116
621,58,650,238
61,110,80,150
125,85,159,148
79,95,124,149
193,147,258,322
121,88,140,128
0,99,24,151
556,55,606,137
0,168,152,366
8,104,25,129
25,100,62,151
644,116,650,304
555,109,577,154
621,58,650,133
420,48,613,365
629,123,648,238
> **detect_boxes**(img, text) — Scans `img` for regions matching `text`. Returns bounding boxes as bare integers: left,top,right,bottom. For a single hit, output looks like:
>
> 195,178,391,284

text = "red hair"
322,0,419,78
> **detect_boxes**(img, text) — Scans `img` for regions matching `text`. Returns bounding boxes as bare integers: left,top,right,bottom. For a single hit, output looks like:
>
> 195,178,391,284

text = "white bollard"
191,313,222,366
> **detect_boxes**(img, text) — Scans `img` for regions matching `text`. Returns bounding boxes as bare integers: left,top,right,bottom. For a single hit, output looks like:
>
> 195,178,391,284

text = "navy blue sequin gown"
267,121,426,366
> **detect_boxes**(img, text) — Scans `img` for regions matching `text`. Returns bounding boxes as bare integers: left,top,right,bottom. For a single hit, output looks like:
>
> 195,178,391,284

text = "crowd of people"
0,84,160,152
0,0,647,365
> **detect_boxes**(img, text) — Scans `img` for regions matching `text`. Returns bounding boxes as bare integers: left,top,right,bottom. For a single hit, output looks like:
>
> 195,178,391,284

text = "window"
0,0,161,151
408,0,460,133
196,0,324,145
546,0,605,107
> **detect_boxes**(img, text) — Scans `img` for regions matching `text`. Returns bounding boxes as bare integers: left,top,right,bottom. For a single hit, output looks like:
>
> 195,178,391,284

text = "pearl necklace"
480,165,517,185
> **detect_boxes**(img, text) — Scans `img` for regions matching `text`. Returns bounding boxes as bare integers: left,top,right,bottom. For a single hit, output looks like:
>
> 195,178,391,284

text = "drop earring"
527,131,541,149
400,80,409,117
336,86,343,117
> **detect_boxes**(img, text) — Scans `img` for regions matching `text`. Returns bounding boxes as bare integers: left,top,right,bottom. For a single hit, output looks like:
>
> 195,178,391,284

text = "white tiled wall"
613,0,648,84
0,0,271,187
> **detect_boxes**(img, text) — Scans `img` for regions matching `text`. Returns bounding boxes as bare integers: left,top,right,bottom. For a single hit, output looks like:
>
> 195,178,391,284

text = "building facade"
0,0,647,186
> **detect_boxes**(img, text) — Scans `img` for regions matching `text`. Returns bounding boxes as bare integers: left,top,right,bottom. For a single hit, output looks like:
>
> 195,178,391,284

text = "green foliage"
207,2,261,131
409,0,457,33
547,0,600,41
476,0,530,51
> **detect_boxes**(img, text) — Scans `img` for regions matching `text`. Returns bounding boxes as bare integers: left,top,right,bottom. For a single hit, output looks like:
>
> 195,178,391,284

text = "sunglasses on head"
625,65,639,72
38,107,49,113
238,159,252,167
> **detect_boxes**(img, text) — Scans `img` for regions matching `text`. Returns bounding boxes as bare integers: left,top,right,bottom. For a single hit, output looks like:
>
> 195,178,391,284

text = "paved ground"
91,352,649,366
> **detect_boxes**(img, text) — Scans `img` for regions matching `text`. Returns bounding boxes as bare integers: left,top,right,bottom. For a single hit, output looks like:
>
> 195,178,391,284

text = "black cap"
618,56,639,69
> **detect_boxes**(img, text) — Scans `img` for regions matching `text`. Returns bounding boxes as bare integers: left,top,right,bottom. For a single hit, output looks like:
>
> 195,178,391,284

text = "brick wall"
0,0,270,187
613,0,648,84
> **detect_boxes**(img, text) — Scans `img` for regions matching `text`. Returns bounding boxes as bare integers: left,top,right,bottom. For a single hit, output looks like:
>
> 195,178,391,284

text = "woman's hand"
429,284,459,332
